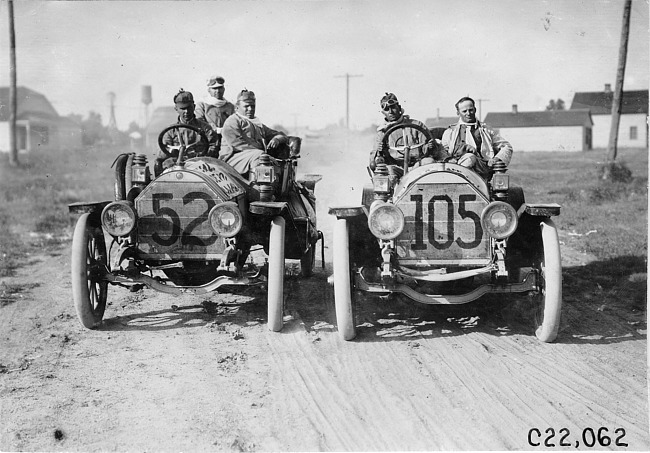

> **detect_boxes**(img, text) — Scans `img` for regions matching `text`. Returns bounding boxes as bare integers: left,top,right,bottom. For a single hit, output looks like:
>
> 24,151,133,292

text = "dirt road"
1,134,648,451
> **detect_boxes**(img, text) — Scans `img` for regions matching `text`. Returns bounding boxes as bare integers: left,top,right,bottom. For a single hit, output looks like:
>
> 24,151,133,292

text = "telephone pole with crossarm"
335,73,363,129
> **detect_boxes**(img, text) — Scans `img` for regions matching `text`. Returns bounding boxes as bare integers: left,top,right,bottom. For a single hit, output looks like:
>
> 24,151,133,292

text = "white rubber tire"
534,219,563,342
71,213,108,329
333,218,356,341
267,216,285,332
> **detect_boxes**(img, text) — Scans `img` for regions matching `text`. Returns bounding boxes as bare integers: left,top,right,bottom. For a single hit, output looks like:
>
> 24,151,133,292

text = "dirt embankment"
1,133,648,451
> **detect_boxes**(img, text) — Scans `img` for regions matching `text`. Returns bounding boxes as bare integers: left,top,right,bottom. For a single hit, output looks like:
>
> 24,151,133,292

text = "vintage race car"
69,123,322,331
329,123,562,342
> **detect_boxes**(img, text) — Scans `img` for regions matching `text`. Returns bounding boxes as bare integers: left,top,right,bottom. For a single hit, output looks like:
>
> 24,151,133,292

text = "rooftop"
570,87,648,115
0,86,59,121
484,109,593,128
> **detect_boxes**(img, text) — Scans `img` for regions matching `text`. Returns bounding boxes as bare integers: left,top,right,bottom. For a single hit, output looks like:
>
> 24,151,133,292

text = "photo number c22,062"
527,427,628,448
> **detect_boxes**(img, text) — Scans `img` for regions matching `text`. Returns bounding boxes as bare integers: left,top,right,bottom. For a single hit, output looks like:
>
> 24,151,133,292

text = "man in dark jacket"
157,89,218,172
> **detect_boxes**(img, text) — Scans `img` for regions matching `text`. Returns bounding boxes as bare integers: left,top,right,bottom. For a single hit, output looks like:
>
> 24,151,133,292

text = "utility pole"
476,98,490,122
107,92,118,144
107,92,117,130
8,0,18,166
605,0,632,172
335,73,363,129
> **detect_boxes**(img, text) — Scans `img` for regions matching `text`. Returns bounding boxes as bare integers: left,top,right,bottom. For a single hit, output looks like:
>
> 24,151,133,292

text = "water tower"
141,85,152,147
141,85,152,127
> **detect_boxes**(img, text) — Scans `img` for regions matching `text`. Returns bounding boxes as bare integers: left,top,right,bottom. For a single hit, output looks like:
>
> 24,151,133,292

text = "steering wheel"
381,122,433,157
157,124,209,162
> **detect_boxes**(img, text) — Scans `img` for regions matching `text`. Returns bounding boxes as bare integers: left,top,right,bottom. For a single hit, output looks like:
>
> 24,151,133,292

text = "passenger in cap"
156,89,218,172
369,92,444,179
220,89,288,177
195,75,236,153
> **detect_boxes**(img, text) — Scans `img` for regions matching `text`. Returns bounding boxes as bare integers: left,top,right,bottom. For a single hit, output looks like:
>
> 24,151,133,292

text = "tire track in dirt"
262,254,648,450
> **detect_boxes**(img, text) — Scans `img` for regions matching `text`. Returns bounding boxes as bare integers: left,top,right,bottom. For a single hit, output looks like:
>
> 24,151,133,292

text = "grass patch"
0,212,25,277
508,148,647,260
0,282,41,306
0,145,120,276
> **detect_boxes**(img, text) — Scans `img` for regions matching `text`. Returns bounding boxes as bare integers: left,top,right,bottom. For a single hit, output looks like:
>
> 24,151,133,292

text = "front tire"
71,213,108,329
534,219,562,342
333,218,356,340
267,216,285,332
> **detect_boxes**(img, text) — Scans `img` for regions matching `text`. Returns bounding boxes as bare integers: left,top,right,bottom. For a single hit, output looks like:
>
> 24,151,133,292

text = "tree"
79,111,107,146
545,99,565,111
603,0,632,181
126,121,143,135
8,0,18,167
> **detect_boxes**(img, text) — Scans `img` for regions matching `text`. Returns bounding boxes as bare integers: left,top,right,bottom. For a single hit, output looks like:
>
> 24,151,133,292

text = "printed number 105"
409,193,483,251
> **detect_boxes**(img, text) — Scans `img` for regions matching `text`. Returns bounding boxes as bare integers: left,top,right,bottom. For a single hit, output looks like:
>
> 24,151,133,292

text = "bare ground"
1,134,648,451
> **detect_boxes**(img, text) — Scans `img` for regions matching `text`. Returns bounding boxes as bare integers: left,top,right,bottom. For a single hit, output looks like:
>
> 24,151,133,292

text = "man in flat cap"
157,89,218,172
195,75,235,153
220,89,288,177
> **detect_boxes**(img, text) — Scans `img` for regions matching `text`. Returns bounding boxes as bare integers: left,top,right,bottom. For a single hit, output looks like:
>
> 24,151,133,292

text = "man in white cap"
194,75,235,154
220,89,288,177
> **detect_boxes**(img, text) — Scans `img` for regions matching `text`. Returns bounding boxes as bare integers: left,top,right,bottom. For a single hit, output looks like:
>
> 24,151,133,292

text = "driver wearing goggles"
369,92,443,178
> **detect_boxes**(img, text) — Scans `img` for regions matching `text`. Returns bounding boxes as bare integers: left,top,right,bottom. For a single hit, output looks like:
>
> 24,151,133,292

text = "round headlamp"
368,202,405,240
101,201,136,237
209,202,243,238
480,201,518,239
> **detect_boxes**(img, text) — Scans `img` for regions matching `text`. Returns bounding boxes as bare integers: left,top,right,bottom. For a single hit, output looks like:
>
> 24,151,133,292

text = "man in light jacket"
442,96,513,179
220,89,287,177
194,75,236,154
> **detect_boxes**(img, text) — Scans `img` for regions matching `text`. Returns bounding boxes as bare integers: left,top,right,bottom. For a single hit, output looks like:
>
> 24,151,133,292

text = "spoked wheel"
333,218,356,340
533,219,563,342
267,216,285,332
71,213,108,329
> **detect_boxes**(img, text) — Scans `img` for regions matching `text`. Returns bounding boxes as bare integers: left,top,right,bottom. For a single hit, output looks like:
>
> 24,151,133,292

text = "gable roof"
0,86,59,121
570,89,648,115
425,116,458,128
484,109,593,128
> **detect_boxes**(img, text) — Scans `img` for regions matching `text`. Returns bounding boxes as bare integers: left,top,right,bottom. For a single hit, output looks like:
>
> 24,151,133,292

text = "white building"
0,86,82,152
483,106,593,152
570,84,648,149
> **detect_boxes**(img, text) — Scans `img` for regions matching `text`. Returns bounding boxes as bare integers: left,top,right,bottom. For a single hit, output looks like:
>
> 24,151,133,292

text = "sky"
0,0,648,131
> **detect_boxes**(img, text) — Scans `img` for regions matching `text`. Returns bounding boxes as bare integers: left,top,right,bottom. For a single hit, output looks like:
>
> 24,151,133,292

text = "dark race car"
329,123,562,342
69,123,322,332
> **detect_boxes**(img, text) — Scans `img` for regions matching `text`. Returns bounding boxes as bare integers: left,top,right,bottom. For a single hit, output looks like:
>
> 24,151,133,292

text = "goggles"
381,100,399,111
